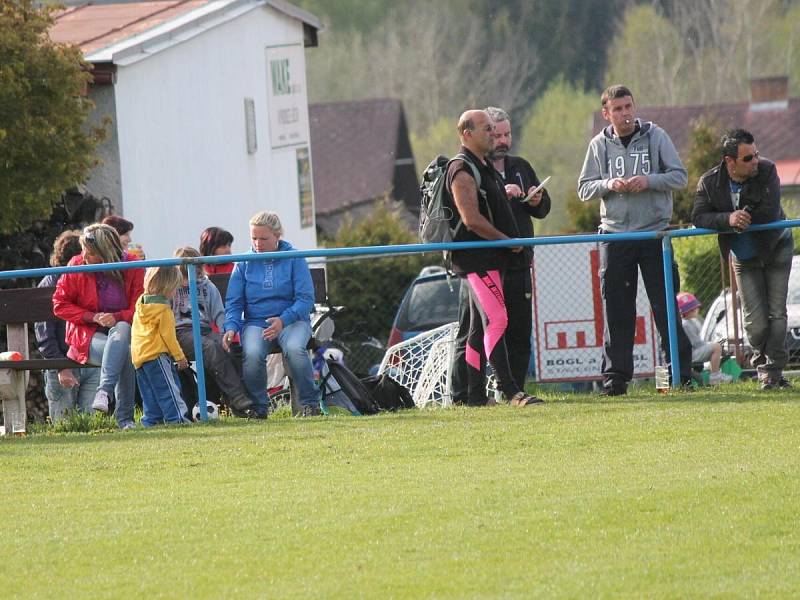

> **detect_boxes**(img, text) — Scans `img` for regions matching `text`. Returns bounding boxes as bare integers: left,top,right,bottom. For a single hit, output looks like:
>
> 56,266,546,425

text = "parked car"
701,254,800,367
386,266,462,348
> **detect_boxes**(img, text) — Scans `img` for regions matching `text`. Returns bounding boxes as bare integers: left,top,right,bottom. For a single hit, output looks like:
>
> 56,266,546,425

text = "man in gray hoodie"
578,84,692,395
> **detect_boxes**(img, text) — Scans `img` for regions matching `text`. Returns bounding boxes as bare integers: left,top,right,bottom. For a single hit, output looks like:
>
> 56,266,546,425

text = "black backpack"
320,360,381,416
360,374,415,411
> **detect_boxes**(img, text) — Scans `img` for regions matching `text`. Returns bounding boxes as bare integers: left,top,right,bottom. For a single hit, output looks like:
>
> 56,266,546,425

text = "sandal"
509,392,544,407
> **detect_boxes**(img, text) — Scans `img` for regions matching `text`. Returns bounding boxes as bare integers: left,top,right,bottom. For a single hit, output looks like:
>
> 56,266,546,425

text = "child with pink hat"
677,292,732,384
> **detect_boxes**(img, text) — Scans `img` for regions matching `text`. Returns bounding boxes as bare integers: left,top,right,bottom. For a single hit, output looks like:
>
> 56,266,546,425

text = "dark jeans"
732,233,793,378
599,237,692,385
452,268,531,404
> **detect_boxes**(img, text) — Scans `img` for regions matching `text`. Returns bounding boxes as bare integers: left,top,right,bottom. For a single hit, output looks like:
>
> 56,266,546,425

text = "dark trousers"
600,237,692,384
452,268,532,404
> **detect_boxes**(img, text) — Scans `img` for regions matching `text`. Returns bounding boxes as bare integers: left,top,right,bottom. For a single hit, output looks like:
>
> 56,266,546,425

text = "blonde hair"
173,246,204,279
143,266,182,296
80,224,124,283
248,211,283,237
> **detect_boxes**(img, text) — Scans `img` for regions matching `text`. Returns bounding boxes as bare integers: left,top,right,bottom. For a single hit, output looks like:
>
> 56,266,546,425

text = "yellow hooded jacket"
131,295,186,369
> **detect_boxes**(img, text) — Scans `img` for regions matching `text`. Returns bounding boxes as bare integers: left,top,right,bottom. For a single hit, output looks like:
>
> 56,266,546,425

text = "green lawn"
1,382,799,598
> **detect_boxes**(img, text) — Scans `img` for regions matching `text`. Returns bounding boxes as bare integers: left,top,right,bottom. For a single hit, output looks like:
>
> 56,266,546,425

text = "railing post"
661,235,681,388
187,263,208,420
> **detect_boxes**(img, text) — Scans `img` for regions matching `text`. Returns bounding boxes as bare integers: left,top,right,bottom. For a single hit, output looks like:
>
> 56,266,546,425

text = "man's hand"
93,312,117,327
525,186,543,207
625,175,649,193
262,317,284,341
58,369,79,389
222,330,236,351
504,183,523,199
608,178,628,192
729,209,752,230
176,358,189,370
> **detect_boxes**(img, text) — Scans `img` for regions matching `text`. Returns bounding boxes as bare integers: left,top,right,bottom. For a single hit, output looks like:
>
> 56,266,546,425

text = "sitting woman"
53,224,145,429
221,211,318,417
200,226,234,275
102,215,145,260
35,230,101,422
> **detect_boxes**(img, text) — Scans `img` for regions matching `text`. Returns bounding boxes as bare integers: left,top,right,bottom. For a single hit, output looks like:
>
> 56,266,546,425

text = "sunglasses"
83,228,96,243
739,151,759,163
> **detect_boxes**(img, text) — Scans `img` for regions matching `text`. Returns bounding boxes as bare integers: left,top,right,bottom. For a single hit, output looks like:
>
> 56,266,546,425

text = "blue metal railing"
1,219,797,417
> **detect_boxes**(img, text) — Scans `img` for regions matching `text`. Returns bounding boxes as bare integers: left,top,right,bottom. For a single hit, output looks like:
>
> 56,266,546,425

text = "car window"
788,259,800,304
397,278,461,331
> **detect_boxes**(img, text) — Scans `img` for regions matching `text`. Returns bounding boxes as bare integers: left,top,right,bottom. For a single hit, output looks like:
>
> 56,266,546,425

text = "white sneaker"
92,389,110,413
709,372,733,384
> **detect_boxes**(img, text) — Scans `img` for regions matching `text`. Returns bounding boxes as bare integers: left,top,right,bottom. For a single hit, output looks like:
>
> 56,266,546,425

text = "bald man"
446,110,542,406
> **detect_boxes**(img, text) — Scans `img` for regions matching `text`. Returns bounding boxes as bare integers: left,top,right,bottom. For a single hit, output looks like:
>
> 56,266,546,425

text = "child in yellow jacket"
132,266,190,426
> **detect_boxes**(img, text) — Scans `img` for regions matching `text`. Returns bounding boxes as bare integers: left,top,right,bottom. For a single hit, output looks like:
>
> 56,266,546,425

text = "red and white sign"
531,242,657,382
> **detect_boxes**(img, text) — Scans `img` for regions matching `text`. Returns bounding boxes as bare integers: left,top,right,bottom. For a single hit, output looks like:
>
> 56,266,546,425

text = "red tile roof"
50,1,209,56
309,98,410,215
592,98,800,165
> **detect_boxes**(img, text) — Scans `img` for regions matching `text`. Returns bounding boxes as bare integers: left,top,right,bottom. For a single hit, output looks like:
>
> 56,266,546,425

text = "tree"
324,199,427,343
672,119,723,225
0,1,103,235
516,78,598,233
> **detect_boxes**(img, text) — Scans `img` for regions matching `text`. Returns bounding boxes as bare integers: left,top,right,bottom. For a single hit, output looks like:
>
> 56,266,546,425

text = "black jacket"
692,158,786,260
501,155,551,268
34,274,69,360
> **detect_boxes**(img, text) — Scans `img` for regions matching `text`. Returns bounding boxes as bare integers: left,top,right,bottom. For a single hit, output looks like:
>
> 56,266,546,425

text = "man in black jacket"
692,128,793,390
450,106,550,405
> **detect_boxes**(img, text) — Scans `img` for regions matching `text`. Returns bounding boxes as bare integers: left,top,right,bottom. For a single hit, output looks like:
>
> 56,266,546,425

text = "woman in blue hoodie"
221,211,318,417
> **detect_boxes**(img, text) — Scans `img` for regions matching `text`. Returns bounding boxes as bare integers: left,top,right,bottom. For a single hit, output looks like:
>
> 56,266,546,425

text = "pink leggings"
465,270,519,397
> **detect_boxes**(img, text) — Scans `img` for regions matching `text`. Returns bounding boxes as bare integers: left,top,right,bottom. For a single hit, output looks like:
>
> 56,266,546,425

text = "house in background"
308,98,418,238
593,77,800,203
50,0,322,260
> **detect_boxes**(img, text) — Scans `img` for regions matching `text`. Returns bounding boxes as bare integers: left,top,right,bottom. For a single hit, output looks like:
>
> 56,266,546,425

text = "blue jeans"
44,367,101,422
89,322,136,426
732,234,793,377
136,354,190,426
242,320,317,412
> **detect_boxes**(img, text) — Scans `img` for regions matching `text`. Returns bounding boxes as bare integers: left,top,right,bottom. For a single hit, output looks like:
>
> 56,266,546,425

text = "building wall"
111,5,317,259
85,83,122,211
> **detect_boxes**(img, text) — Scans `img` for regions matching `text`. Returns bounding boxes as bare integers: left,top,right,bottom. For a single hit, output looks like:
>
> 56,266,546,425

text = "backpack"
320,359,381,416
419,153,487,245
360,373,415,411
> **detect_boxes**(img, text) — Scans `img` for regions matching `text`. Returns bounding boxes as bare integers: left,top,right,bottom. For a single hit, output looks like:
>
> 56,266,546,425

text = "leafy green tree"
516,78,598,233
673,119,723,225
0,1,103,235
410,117,460,175
324,199,427,343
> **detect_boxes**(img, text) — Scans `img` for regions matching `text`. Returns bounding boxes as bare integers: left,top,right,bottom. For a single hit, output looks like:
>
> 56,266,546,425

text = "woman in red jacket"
53,224,145,429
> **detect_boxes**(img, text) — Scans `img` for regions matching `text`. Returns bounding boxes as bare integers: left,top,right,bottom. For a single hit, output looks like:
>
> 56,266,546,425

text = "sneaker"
119,421,137,430
92,389,110,413
244,408,268,420
778,377,793,389
760,377,778,390
708,372,733,384
507,391,544,406
299,404,322,417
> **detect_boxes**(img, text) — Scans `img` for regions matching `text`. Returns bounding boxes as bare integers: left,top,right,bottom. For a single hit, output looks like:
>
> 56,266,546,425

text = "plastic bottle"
0,351,23,361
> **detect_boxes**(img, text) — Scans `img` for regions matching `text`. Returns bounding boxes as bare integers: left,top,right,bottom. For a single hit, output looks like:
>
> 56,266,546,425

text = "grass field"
2,381,799,598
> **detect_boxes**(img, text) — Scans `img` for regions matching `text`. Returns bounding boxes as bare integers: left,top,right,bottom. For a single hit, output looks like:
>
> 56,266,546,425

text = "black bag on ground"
321,360,381,415
360,374,415,411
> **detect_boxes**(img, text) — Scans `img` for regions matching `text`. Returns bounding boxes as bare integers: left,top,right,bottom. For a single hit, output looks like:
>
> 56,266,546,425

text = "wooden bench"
0,266,328,434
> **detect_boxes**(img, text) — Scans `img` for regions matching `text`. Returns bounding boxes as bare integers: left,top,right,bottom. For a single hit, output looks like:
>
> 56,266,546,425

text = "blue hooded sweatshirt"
223,240,314,333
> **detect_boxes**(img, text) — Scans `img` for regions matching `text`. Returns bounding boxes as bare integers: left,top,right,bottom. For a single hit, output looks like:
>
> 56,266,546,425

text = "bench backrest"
0,267,327,326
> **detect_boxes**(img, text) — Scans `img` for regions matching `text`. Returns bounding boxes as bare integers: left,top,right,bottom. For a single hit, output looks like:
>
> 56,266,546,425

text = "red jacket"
52,253,145,364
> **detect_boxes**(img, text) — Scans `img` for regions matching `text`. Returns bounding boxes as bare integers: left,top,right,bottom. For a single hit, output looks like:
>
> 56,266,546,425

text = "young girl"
132,266,191,426
677,292,733,385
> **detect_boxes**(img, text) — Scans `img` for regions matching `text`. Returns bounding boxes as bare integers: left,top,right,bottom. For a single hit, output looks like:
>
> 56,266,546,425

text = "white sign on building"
532,242,658,382
266,44,309,149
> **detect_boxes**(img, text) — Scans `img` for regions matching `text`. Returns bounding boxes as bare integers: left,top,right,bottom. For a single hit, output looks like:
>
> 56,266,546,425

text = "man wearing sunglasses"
693,128,793,390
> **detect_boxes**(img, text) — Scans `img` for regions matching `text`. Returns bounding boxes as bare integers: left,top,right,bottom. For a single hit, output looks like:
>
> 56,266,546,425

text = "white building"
50,0,321,259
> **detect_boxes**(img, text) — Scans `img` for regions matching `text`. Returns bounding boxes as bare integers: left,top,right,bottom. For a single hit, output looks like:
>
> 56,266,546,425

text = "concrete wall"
85,83,122,211
111,5,317,259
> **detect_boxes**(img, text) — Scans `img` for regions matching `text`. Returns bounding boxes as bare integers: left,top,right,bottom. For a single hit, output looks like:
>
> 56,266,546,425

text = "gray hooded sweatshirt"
577,119,687,232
